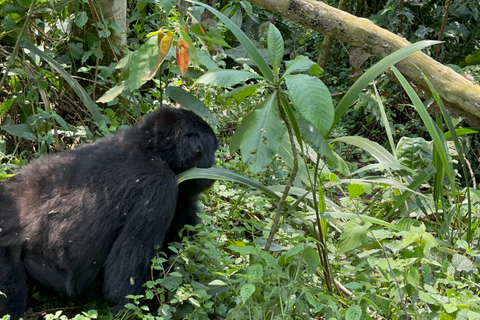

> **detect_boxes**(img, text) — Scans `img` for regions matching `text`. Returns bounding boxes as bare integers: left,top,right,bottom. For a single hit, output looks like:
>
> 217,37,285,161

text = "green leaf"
176,167,280,200
267,23,284,68
333,136,399,165
348,183,372,200
396,137,432,170
452,254,475,272
75,11,88,28
97,81,125,103
339,221,371,253
294,111,331,157
284,55,317,76
405,265,420,287
222,84,261,104
165,86,218,126
304,246,320,275
391,67,455,194
128,36,160,91
230,94,286,173
240,284,255,303
345,305,362,320
189,24,230,47
284,74,333,136
3,124,36,140
196,69,263,87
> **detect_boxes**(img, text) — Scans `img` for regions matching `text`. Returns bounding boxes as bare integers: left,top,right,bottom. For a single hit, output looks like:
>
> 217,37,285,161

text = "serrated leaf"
452,254,476,272
246,264,263,279
196,69,263,87
405,265,420,287
284,74,333,136
346,305,362,320
267,23,284,68
304,246,320,275
284,55,316,76
339,221,371,253
231,94,286,173
240,284,255,303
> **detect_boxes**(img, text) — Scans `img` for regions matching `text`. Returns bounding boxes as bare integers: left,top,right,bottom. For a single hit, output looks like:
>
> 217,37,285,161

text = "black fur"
0,107,218,319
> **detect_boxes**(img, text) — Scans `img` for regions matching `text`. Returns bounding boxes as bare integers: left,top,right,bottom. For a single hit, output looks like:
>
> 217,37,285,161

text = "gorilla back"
0,107,218,319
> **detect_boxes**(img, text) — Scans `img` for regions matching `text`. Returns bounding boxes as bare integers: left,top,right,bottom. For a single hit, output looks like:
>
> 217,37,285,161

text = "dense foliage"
1,0,480,319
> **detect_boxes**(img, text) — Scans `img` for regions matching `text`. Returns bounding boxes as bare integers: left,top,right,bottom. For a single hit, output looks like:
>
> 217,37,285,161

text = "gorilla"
0,107,218,319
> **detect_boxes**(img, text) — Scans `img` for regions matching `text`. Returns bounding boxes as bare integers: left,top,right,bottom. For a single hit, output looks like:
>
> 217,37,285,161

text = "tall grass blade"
188,1,274,82
177,167,280,200
331,40,440,133
24,43,104,124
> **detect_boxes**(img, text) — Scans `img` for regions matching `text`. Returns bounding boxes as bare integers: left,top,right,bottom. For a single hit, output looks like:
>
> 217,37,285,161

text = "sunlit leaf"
176,39,190,76
339,221,371,253
196,69,263,87
143,31,174,80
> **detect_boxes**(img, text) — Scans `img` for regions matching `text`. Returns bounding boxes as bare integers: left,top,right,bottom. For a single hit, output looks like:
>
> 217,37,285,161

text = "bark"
99,0,127,50
247,0,480,125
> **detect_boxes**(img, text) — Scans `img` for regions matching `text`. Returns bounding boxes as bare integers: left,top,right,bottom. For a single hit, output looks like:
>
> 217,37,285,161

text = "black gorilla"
0,107,218,319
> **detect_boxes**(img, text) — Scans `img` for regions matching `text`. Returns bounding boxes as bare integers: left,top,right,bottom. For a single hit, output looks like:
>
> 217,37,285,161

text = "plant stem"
265,94,299,251
435,0,453,60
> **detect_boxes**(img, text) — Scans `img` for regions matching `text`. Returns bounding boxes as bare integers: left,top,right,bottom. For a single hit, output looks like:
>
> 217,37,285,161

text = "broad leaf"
196,69,263,87
267,23,284,68
294,111,331,157
143,31,174,81
452,254,476,272
240,284,255,303
396,137,432,170
129,36,160,90
97,82,125,103
165,86,218,126
3,124,36,140
230,94,285,173
284,55,317,76
285,74,333,136
339,221,371,253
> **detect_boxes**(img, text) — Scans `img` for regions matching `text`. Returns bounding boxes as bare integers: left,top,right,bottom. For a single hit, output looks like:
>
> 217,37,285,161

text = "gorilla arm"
102,169,178,304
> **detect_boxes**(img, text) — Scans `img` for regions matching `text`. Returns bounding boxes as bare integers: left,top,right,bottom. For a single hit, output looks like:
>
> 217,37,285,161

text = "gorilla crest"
0,107,218,319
